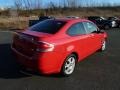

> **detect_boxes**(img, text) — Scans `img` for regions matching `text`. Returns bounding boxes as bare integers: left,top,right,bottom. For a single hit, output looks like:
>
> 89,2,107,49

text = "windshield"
29,20,66,34
108,17,118,20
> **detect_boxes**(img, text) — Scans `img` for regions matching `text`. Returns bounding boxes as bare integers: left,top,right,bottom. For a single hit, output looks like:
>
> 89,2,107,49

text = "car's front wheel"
61,54,77,76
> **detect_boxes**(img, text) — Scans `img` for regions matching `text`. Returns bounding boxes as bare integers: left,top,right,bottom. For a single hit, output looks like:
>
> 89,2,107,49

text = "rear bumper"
11,46,64,74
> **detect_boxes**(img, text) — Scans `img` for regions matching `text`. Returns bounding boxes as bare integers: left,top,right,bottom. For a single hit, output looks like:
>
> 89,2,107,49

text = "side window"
83,22,97,34
67,23,86,36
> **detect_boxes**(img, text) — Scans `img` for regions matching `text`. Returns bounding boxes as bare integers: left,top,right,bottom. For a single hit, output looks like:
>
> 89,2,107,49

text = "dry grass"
50,7,120,17
0,16,38,30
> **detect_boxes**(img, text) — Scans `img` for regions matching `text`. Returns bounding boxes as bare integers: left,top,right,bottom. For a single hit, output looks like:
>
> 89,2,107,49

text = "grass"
0,16,37,31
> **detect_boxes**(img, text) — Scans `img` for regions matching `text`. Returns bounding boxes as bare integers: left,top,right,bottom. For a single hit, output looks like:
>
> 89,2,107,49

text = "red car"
11,19,107,76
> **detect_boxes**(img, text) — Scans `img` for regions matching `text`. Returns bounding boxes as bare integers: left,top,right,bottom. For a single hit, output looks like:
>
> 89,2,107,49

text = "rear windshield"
29,20,66,34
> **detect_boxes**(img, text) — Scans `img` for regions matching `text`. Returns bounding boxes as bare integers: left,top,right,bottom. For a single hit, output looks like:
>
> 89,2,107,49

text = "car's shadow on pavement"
0,44,31,79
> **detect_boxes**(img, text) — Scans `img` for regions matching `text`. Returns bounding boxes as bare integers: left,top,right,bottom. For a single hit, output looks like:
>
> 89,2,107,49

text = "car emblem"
31,38,34,41
31,49,34,51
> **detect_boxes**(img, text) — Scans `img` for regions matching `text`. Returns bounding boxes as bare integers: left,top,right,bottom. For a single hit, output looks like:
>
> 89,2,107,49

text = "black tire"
104,25,110,30
61,54,77,76
118,24,120,28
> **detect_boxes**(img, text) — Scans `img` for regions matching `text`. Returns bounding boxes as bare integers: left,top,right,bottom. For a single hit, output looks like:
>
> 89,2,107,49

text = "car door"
66,22,91,60
83,22,102,55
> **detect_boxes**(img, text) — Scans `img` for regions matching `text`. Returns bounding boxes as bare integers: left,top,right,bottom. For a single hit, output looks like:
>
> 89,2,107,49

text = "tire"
104,25,110,30
118,24,120,28
100,40,106,51
61,54,77,76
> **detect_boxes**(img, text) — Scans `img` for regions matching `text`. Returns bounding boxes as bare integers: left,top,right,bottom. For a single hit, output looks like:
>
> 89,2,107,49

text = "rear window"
29,20,66,34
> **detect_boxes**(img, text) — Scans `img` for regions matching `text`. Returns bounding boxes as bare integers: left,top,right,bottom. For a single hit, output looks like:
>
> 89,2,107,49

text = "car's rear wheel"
61,54,77,76
118,24,120,28
104,25,110,30
100,40,106,51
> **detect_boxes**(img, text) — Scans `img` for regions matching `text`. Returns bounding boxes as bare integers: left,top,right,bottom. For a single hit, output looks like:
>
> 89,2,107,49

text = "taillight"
36,41,54,52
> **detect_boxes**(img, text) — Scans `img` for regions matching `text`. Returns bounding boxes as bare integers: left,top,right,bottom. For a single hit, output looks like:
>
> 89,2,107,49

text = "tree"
14,0,23,10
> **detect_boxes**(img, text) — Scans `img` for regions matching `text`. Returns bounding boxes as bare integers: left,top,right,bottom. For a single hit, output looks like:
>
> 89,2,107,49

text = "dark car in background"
29,16,55,26
108,17,120,28
88,16,117,30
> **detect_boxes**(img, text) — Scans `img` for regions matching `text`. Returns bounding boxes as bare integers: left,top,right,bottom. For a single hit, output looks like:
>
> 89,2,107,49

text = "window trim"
66,22,87,36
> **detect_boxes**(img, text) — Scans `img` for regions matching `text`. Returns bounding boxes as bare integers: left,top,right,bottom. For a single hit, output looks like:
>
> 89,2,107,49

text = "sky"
0,0,120,8
0,0,14,7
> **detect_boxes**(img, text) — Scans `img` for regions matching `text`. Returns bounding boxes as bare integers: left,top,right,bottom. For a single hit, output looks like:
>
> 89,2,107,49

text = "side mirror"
99,30,105,33
97,30,105,33
92,30,104,34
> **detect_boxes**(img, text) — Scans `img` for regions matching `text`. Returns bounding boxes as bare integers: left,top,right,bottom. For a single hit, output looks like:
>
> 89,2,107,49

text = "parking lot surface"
0,29,120,90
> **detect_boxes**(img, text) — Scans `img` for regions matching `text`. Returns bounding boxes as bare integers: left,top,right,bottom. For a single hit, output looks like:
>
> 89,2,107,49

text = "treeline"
0,0,120,17
13,0,120,9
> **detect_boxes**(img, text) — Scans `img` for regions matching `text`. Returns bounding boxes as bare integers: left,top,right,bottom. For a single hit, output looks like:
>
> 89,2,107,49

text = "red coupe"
11,19,107,76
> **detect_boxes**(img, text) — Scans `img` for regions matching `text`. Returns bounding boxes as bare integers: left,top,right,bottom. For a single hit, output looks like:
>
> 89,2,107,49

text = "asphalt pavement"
0,29,120,90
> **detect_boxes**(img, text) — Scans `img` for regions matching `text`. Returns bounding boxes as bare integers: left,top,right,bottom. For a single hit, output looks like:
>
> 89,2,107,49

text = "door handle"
90,34,94,36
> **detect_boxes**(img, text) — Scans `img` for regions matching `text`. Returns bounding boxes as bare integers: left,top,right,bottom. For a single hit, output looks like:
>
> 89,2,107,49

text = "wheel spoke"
65,61,70,68
70,57,75,64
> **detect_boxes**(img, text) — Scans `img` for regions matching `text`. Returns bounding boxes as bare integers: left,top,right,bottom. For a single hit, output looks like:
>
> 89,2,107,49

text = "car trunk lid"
12,30,52,57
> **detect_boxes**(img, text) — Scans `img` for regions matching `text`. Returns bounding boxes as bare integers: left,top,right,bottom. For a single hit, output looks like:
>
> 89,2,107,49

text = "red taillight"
36,41,54,52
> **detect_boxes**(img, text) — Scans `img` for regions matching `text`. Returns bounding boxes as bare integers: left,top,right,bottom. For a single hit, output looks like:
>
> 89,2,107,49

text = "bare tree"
48,1,57,9
14,0,23,10
19,0,43,10
65,0,78,8
62,0,68,8
22,0,32,10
